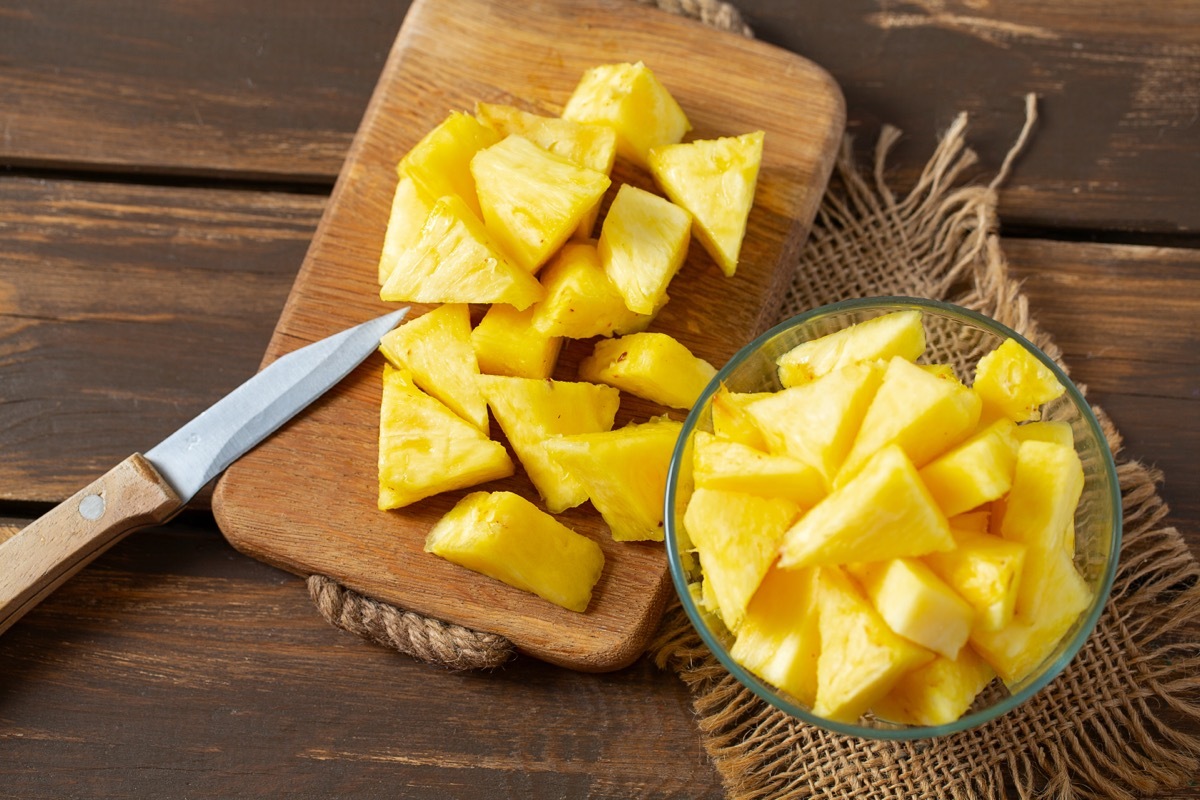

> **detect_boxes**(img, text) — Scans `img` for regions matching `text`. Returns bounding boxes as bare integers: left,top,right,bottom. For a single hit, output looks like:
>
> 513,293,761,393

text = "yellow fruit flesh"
872,649,995,727
973,338,1066,422
838,356,982,486
378,176,434,286
969,545,1091,685
779,444,955,570
947,509,991,532
813,567,935,723
561,61,691,168
850,558,975,660
471,134,611,273
578,331,716,410
731,565,821,706
918,418,1020,518
471,303,563,379
647,131,764,276
378,304,488,433
399,110,500,220
425,491,604,613
474,103,617,238
776,310,926,388
543,417,682,541
529,241,656,338
477,375,619,513
377,366,513,509
747,362,883,487
924,531,1026,632
710,388,773,451
379,195,544,309
684,487,800,631
998,440,1084,555
598,184,691,315
1013,419,1074,448
692,431,826,508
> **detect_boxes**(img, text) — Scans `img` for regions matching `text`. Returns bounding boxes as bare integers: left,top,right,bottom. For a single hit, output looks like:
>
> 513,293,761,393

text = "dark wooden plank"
2,1,1198,232
1006,237,1200,529
0,0,410,181
746,0,1200,234
0,518,722,799
0,176,316,502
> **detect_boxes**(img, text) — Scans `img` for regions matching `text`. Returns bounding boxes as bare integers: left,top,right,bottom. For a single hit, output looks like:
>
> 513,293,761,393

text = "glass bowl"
664,296,1122,739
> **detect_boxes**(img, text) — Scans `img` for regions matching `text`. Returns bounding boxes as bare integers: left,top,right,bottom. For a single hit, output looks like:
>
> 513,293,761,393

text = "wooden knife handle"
0,454,181,636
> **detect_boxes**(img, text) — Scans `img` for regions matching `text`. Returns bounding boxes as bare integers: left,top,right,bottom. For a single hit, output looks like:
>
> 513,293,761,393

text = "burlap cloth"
307,1,1200,796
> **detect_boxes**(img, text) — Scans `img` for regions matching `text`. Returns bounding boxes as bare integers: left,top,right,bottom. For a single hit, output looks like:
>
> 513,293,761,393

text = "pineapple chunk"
973,338,1066,422
684,487,801,631
776,310,926,388
477,375,620,513
578,332,716,410
970,545,1091,685
647,131,764,276
542,416,682,541
731,565,821,706
813,567,935,723
378,176,434,286
377,365,513,509
1014,419,1074,448
692,431,826,508
924,531,1026,632
710,387,773,451
529,241,657,339
561,61,691,168
399,110,500,220
838,356,982,486
747,361,884,486
598,184,691,315
471,134,611,273
779,444,955,570
850,559,975,660
872,649,995,727
471,303,563,379
425,491,604,613
918,419,1020,518
379,195,544,309
379,304,488,432
474,103,617,238
475,102,618,177
997,440,1084,554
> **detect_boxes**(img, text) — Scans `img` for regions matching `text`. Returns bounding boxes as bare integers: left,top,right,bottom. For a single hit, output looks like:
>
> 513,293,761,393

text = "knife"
0,307,408,637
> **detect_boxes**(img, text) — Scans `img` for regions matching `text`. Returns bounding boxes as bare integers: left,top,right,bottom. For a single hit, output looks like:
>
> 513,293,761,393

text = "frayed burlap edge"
648,99,1200,800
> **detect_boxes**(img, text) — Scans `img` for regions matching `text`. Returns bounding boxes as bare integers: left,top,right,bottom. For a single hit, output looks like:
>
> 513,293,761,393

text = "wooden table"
1,1,1196,796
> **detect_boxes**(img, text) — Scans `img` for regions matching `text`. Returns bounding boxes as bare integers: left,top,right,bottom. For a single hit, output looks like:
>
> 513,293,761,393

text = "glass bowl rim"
663,295,1123,740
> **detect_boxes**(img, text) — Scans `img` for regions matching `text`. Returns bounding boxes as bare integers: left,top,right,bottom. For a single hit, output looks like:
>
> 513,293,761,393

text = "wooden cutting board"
212,0,844,672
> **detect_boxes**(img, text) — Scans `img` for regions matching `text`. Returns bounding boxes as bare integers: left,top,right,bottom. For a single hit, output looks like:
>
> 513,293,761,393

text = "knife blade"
0,307,408,637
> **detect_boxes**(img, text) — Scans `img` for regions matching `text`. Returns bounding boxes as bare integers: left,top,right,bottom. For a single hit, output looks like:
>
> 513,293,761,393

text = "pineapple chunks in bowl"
664,297,1121,738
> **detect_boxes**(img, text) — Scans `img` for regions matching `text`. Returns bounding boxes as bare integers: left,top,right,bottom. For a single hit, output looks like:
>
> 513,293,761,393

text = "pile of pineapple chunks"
683,310,1095,727
374,62,765,614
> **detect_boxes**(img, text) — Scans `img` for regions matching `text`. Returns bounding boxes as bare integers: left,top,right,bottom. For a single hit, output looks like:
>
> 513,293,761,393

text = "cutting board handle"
0,454,180,636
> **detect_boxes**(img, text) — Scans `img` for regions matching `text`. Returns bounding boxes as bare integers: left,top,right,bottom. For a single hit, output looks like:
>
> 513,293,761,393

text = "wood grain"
0,518,723,799
1006,237,1200,528
1,1,1198,233
211,0,845,671
0,176,315,502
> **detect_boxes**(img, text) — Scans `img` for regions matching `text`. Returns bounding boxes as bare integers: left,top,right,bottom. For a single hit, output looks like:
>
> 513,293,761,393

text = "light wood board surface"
211,0,844,671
